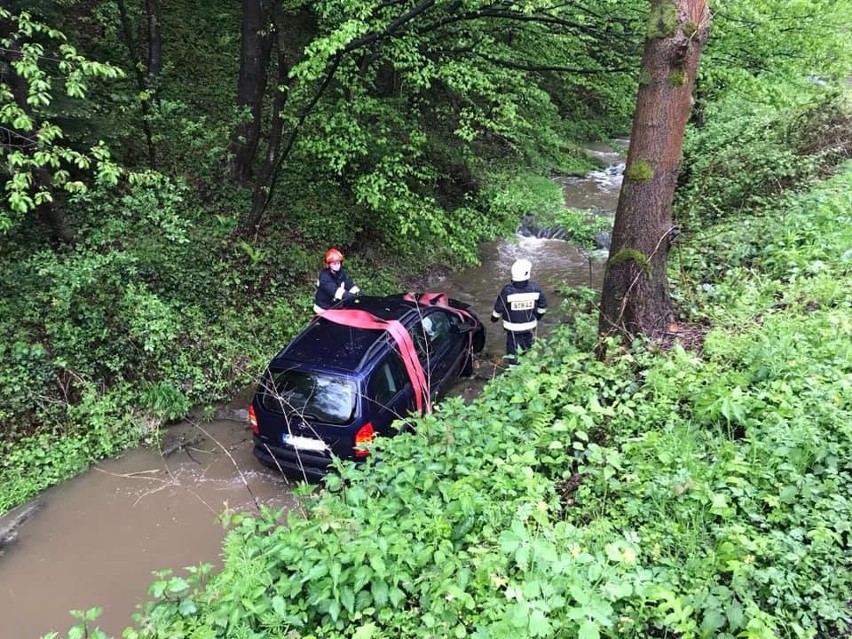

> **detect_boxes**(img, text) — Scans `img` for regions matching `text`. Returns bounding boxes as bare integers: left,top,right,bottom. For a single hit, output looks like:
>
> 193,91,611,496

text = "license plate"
283,433,327,452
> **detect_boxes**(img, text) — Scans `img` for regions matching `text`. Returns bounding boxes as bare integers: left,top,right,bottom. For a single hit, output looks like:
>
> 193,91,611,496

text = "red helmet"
324,248,344,265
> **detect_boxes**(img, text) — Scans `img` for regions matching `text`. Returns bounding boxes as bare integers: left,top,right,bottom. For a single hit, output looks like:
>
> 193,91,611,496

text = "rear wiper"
287,411,319,421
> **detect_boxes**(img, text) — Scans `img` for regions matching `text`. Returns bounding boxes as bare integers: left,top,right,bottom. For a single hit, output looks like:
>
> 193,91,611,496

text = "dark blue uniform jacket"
491,280,548,332
314,267,358,312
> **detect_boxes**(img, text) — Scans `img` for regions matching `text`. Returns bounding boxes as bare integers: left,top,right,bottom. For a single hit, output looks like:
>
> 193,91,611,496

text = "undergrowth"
54,166,852,638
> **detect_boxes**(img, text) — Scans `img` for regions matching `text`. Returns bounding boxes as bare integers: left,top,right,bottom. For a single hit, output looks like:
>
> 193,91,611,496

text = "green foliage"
0,7,124,232
7,4,852,635
0,380,139,512
676,90,852,224
0,176,318,510
480,170,565,228
256,0,641,264
701,0,852,107
40,606,111,639
83,167,851,639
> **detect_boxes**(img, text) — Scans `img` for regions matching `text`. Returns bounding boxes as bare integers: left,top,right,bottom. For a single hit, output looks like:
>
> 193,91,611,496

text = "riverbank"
112,162,852,639
0,150,621,637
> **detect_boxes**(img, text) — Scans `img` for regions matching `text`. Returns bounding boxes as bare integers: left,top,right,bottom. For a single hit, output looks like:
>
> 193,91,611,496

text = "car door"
367,351,415,435
410,310,466,400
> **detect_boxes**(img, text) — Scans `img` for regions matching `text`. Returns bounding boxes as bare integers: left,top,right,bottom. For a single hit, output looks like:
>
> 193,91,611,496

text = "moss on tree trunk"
599,0,710,345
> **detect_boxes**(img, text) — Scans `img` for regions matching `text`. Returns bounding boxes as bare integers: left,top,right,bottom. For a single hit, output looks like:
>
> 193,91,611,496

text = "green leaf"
328,598,341,622
578,620,600,639
372,580,389,607
353,565,372,591
727,602,744,630
353,623,377,639
341,586,355,613
701,608,725,634
167,576,189,593
272,595,287,617
604,543,622,562
529,609,552,637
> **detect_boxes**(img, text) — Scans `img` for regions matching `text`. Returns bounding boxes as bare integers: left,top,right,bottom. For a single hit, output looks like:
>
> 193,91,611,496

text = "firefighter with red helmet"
491,258,547,363
314,248,361,313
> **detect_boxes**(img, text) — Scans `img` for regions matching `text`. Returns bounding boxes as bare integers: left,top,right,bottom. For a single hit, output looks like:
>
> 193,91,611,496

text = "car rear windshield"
261,368,357,425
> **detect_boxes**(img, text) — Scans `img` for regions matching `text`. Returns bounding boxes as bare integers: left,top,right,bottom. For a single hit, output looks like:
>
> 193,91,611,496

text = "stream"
0,144,624,638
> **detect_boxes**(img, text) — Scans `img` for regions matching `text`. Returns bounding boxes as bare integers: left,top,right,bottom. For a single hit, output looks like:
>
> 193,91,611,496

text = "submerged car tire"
473,330,485,354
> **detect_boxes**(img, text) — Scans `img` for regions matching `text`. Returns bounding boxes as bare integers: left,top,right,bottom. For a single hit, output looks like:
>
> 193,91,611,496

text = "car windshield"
261,368,357,425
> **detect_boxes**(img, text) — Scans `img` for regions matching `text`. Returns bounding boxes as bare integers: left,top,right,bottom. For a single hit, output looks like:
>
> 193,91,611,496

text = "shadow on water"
0,144,624,639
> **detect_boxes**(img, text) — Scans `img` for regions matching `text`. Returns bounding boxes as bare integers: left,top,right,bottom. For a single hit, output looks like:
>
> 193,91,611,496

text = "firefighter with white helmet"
314,248,361,313
491,258,547,362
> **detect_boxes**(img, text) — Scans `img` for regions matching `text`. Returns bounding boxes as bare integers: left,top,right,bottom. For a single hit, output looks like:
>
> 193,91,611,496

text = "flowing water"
0,146,624,639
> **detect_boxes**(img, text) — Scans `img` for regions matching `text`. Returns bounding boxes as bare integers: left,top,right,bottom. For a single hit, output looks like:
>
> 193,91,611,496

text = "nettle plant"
52,167,852,639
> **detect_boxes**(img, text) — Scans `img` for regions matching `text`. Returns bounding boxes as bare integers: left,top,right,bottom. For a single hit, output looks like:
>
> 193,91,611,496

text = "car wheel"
473,330,486,353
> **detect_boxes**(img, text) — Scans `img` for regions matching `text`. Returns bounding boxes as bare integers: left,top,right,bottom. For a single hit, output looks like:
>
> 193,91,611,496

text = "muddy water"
0,147,623,639
555,140,626,211
426,235,605,401
0,412,299,638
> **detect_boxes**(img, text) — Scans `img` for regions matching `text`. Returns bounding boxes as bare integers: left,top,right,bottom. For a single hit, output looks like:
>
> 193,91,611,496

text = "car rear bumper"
253,439,333,480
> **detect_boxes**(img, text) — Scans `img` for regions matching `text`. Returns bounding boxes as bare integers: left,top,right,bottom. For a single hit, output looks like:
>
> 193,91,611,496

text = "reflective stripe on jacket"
492,281,547,332
314,267,357,311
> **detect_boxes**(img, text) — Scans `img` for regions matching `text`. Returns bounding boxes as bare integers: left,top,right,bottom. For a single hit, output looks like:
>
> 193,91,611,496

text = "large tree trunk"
116,0,157,166
227,0,273,184
145,0,162,82
599,0,709,343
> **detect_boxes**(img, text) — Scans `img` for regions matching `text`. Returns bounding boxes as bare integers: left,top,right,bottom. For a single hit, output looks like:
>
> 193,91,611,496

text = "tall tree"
116,0,157,165
227,0,274,184
599,0,710,343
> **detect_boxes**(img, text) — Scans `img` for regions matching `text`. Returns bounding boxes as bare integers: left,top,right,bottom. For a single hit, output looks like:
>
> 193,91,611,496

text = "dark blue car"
251,293,485,479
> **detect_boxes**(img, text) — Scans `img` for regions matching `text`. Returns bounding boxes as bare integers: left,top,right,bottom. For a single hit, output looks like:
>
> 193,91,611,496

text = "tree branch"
470,51,632,75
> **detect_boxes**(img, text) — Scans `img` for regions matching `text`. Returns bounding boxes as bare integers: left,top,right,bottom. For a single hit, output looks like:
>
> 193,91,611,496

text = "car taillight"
354,422,374,457
248,404,259,435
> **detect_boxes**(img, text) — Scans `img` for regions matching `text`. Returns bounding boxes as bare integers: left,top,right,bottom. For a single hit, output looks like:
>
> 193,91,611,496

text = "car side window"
411,319,429,362
411,311,451,362
370,353,408,408
426,311,451,349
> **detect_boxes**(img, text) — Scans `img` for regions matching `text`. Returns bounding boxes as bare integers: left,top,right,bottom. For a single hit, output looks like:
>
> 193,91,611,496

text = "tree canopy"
0,7,123,240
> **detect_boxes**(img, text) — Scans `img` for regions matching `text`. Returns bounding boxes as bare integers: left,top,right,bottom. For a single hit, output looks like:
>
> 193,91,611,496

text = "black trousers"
505,330,534,360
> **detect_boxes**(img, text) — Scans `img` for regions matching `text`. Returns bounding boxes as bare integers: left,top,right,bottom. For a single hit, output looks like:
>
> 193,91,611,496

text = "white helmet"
511,258,531,282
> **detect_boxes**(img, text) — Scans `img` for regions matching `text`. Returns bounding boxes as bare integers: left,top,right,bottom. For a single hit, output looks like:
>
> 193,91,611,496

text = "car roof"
271,295,424,374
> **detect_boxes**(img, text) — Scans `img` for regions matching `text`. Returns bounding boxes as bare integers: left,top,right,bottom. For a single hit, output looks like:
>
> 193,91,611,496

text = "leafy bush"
480,170,566,227
0,177,318,510
71,165,851,639
676,90,852,225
